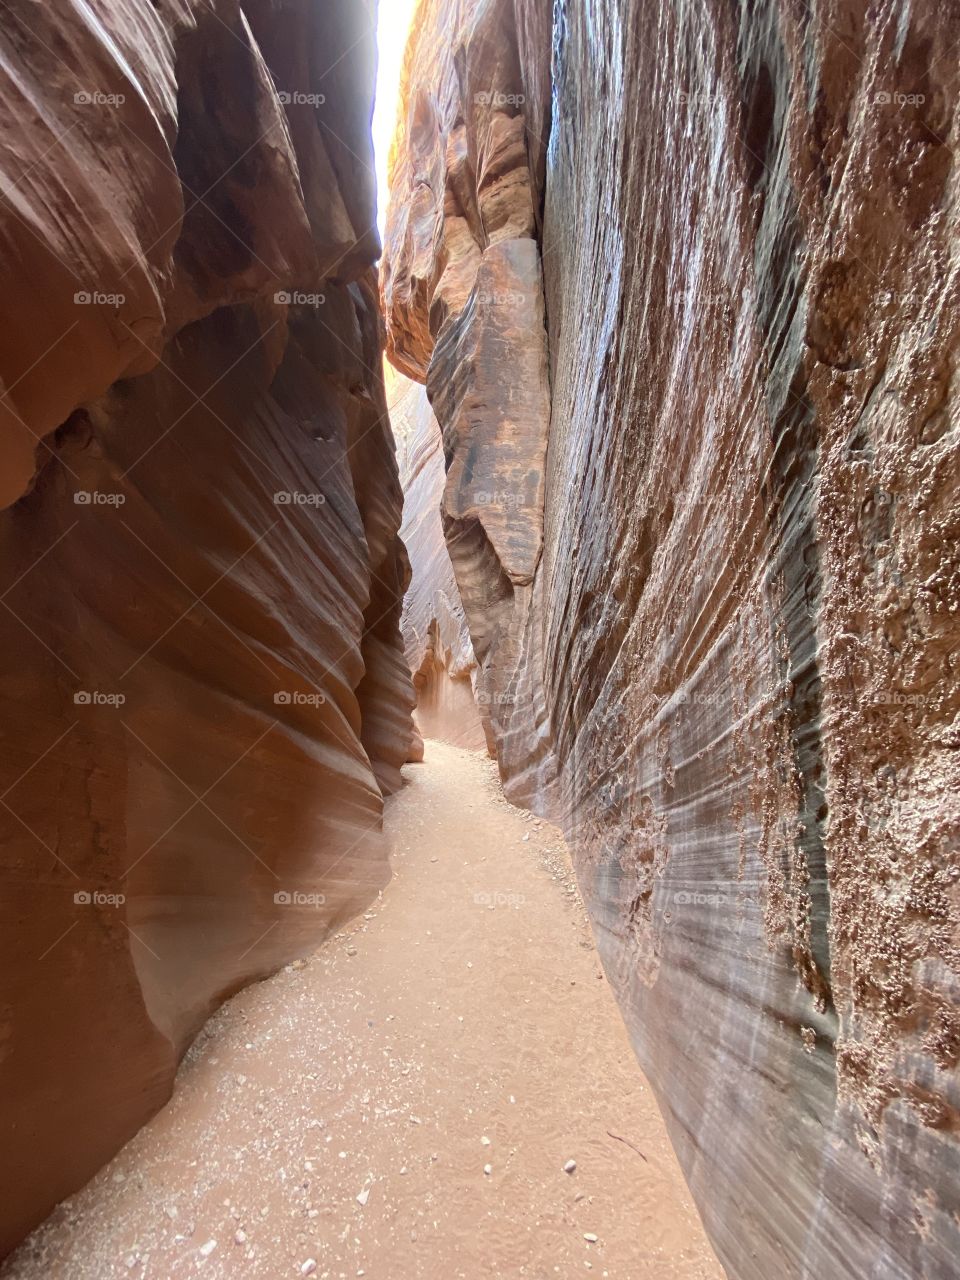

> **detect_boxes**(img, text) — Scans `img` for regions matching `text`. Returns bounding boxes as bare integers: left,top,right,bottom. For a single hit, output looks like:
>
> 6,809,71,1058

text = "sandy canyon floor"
3,741,723,1280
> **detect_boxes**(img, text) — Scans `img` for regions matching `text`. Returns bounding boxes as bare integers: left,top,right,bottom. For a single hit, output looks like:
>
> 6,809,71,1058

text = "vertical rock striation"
0,0,412,1256
383,0,554,778
383,1,960,1277
391,370,488,753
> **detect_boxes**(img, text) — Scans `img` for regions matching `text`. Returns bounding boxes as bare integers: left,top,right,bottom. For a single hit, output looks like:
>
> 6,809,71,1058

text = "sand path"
4,741,724,1280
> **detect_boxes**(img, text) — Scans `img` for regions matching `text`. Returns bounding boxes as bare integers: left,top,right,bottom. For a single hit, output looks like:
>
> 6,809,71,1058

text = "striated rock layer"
383,0,553,763
383,1,960,1277
391,370,487,753
0,0,412,1257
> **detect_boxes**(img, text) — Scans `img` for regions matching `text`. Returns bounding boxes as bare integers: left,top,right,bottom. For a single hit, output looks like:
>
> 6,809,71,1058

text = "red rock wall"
383,0,553,772
391,371,488,753
383,1,960,1277
0,0,412,1256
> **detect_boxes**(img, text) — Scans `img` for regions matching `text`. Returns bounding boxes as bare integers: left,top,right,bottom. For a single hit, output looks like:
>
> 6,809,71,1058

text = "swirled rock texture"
383,0,552,766
383,1,960,1277
391,371,488,753
0,0,412,1257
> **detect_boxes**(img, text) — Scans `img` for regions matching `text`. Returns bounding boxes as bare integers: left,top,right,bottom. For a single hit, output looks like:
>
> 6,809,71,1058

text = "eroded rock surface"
391,371,487,753
0,0,411,1256
384,0,552,765
383,2,960,1277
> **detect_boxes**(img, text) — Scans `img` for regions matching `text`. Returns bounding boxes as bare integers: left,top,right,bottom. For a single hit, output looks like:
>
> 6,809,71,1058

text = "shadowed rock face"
0,0,412,1257
391,371,488,754
383,1,960,1277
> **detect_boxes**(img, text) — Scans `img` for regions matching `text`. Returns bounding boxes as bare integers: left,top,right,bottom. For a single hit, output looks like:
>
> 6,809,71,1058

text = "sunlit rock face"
383,0,553,781
391,371,488,753
381,0,542,382
0,0,412,1256
383,1,960,1277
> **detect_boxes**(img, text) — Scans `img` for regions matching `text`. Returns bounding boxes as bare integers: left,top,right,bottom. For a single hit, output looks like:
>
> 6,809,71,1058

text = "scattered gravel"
0,742,722,1280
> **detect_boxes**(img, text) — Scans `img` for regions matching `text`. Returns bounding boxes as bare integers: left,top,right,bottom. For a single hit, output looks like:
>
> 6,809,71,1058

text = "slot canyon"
0,1,958,1278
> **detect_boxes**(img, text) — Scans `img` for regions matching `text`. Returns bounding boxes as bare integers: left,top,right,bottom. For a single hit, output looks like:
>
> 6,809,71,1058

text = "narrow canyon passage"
1,0,957,1275
2,742,721,1280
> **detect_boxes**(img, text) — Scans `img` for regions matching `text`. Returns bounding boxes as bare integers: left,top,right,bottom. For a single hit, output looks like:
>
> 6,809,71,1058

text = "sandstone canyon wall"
0,0,412,1256
391,369,488,753
383,2,960,1278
